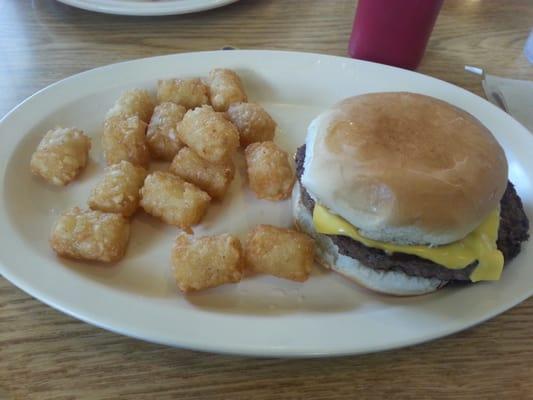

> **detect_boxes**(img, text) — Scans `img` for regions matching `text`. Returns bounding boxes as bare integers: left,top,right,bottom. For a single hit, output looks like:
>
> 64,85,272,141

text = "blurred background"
1,0,532,117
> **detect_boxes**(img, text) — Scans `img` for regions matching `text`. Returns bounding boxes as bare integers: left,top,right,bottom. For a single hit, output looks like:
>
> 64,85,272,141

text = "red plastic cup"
348,0,444,70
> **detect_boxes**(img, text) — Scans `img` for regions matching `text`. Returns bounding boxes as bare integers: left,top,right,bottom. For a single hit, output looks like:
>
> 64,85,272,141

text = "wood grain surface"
1,1,532,399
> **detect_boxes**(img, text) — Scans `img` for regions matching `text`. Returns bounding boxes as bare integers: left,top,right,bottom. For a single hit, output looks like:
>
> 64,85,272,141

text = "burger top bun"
301,92,508,246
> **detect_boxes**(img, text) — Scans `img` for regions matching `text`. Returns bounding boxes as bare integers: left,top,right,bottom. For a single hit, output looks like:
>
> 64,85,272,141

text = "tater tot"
146,102,186,161
50,207,130,263
169,147,235,200
106,89,154,123
244,225,314,282
227,102,276,147
171,233,244,292
88,160,147,217
157,78,210,110
30,127,91,186
245,141,295,200
208,68,247,112
102,115,150,167
178,105,239,163
140,171,211,230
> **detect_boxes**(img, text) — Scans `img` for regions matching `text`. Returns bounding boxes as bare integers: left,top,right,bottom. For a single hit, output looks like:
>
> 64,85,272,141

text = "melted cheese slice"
313,205,504,282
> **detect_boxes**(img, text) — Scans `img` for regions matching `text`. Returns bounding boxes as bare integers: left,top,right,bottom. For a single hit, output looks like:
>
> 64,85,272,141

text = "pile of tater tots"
30,68,315,293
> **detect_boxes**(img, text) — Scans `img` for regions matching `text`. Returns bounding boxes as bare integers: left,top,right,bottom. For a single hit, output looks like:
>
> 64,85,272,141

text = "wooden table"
1,1,532,399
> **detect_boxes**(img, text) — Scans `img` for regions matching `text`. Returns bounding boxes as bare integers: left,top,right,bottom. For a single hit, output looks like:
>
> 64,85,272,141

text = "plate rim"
1,50,532,357
55,0,239,16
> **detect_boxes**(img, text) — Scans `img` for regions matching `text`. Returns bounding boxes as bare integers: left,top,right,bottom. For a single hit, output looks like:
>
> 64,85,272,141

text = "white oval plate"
0,51,532,357
56,0,238,16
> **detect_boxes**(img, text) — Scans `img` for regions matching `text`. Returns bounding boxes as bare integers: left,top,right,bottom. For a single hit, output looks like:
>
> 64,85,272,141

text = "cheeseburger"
293,92,529,295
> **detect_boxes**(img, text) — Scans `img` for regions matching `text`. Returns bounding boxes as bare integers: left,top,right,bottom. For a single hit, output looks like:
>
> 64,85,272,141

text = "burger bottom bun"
292,185,447,296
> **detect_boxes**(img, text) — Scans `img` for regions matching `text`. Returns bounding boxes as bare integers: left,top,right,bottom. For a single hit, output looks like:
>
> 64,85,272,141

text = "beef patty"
295,145,529,281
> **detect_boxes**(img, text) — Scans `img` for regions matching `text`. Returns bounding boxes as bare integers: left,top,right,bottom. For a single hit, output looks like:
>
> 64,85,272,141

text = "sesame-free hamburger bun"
301,92,508,246
294,92,528,296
